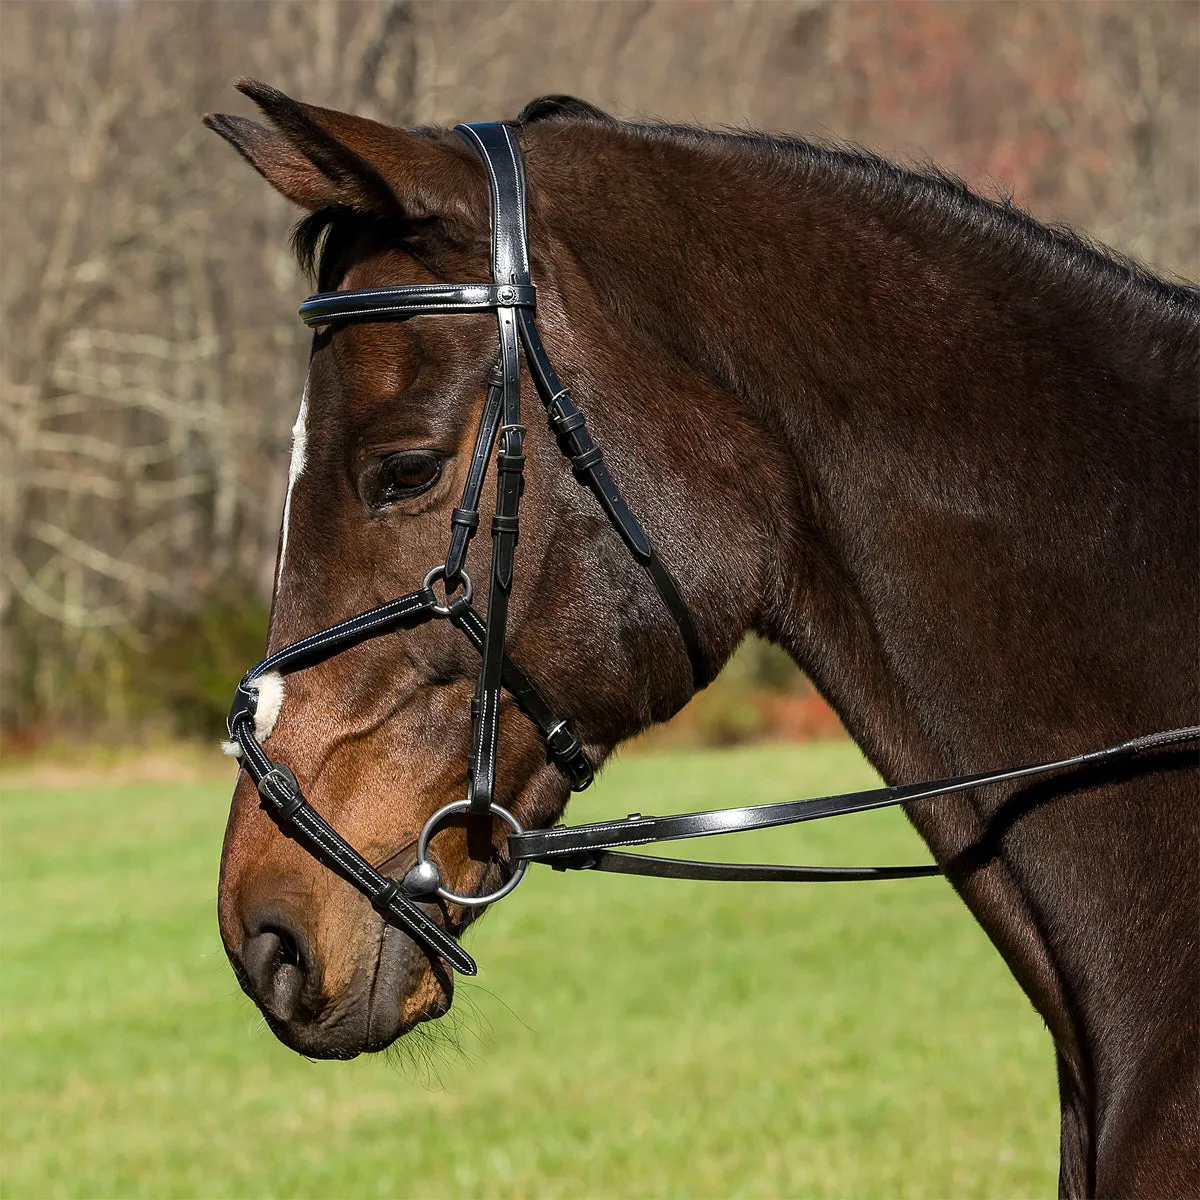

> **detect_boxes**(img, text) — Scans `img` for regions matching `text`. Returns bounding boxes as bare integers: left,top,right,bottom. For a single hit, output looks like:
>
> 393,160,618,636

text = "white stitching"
461,126,503,282
480,685,499,795
501,125,530,279
290,804,463,959
255,593,428,672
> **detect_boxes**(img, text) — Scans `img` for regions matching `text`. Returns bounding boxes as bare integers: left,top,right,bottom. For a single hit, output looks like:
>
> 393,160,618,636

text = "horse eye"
372,450,443,506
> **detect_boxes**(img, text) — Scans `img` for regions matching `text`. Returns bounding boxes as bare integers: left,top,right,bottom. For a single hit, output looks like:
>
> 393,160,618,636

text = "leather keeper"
277,788,305,821
258,764,303,820
572,446,604,473
497,453,526,473
550,408,587,435
492,514,520,535
450,507,479,530
370,879,401,916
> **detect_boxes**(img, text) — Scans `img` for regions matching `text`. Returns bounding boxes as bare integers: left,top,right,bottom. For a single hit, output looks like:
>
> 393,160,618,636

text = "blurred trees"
1,0,1196,740
1,1,419,730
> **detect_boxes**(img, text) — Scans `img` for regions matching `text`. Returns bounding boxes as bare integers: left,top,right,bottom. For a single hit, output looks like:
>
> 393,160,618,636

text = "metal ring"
422,564,473,618
415,799,529,906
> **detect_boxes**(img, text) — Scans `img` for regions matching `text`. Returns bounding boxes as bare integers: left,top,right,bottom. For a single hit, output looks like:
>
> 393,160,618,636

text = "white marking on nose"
276,383,309,588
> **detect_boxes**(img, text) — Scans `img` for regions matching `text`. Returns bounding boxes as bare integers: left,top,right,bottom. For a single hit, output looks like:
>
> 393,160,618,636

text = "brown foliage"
1,0,1195,735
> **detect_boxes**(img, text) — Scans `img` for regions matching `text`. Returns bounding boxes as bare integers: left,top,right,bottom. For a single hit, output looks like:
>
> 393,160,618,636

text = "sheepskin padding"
251,671,285,742
277,387,308,580
218,671,283,757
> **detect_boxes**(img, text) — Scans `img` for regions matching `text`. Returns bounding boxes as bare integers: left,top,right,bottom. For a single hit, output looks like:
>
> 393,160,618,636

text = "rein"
226,121,1199,981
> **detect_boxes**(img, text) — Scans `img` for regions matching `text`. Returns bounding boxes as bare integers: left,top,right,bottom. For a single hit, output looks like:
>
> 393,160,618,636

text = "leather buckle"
370,879,402,916
258,763,303,820
545,720,594,790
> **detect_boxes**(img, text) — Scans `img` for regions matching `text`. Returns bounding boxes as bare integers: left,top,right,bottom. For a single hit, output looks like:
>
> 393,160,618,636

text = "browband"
300,283,536,325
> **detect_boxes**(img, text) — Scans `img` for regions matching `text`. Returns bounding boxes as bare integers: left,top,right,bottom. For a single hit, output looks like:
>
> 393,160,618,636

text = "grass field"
2,740,1058,1199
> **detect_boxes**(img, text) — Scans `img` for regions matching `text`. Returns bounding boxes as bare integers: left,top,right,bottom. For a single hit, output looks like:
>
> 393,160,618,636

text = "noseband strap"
228,119,1199,983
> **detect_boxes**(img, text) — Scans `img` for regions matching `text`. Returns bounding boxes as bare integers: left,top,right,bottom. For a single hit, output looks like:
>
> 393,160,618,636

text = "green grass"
1,742,1057,1198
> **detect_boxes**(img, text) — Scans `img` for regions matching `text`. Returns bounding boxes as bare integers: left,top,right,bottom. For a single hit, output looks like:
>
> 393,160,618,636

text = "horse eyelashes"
372,450,444,506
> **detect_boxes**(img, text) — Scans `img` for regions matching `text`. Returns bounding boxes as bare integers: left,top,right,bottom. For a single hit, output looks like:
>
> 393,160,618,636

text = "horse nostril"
242,919,310,1023
273,927,302,969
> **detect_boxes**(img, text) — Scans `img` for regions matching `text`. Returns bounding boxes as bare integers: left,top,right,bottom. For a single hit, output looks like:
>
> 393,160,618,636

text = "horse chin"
364,921,455,1051
242,922,453,1060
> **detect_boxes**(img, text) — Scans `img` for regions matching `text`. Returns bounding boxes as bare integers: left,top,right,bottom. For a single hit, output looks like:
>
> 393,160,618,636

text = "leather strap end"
545,721,594,791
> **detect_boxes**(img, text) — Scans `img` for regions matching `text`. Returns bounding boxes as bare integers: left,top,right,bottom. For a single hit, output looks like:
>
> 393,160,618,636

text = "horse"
204,81,1198,1197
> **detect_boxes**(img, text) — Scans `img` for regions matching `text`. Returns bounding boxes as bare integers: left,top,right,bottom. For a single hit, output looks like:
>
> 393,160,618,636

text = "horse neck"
537,124,1199,785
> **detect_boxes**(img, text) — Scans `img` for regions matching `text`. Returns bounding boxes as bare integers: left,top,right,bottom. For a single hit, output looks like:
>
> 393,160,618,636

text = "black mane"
518,95,1198,324
702,125,1200,316
297,101,1199,334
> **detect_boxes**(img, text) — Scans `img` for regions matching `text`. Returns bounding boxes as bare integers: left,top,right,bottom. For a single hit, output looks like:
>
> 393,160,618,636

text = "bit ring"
414,799,528,906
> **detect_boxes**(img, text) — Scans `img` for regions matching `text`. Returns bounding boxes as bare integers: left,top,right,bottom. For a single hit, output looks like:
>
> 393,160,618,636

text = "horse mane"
693,126,1200,317
519,97,1198,324
293,99,1199,329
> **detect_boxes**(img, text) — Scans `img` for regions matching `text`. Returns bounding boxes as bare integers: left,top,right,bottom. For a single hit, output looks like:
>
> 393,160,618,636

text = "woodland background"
2,0,1197,747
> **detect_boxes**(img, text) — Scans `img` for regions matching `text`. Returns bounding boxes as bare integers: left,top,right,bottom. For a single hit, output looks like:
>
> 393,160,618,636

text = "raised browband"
300,282,536,327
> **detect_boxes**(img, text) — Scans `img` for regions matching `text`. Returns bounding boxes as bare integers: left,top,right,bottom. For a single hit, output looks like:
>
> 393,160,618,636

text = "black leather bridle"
226,121,1199,982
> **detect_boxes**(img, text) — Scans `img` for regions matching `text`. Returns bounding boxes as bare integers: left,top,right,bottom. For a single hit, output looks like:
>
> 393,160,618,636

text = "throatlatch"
227,120,1200,983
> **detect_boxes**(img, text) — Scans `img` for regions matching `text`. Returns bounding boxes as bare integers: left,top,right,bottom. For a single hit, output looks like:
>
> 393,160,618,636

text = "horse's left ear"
203,78,485,227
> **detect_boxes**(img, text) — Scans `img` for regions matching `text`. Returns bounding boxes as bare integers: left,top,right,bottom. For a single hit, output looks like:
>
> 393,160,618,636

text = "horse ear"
203,79,484,225
202,111,347,211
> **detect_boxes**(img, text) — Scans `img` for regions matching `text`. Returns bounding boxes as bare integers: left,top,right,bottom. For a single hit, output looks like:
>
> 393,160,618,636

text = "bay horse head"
205,79,1200,1196
206,82,776,1056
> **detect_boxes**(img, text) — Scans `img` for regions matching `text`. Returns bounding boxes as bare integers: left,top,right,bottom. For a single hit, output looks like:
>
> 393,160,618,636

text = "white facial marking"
276,382,309,587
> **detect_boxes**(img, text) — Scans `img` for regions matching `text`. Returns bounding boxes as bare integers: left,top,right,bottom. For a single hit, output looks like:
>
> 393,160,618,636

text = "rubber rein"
226,121,1200,981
